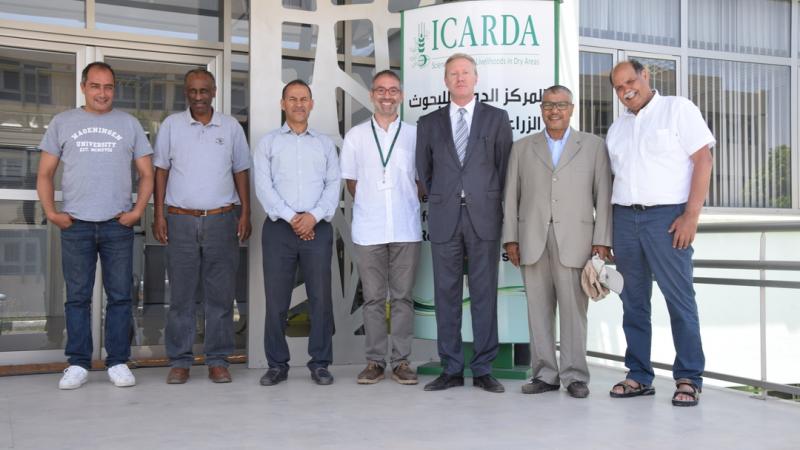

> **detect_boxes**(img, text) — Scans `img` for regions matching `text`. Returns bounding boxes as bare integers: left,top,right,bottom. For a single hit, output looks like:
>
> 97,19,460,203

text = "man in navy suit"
416,53,513,393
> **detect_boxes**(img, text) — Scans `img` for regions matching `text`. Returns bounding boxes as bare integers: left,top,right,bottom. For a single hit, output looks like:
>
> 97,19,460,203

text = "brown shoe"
392,361,418,385
208,366,232,383
166,367,190,384
357,361,385,384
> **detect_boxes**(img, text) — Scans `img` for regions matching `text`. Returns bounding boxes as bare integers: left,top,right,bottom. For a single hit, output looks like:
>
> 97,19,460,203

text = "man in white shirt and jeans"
606,60,714,407
340,70,421,385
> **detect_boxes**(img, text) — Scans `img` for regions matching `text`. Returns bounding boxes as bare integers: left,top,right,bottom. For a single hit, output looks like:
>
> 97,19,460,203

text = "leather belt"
619,204,675,211
167,205,234,217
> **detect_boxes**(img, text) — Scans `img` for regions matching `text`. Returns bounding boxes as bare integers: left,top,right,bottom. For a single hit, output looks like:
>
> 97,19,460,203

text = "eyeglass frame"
372,87,402,96
540,101,573,111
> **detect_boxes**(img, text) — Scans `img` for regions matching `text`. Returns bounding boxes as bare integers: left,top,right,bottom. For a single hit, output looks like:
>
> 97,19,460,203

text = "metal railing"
591,221,800,399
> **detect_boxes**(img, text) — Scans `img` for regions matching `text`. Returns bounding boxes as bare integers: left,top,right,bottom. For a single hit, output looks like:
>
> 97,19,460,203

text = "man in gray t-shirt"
36,62,154,390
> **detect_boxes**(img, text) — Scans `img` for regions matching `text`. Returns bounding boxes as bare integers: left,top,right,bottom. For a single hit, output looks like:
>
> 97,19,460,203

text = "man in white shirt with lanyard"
606,59,714,407
341,70,421,385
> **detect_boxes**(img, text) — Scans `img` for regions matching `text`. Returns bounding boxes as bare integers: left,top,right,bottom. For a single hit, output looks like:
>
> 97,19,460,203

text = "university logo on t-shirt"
70,127,124,153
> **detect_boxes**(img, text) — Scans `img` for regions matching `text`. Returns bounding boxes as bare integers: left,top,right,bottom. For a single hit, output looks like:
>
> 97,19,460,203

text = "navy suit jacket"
416,101,513,243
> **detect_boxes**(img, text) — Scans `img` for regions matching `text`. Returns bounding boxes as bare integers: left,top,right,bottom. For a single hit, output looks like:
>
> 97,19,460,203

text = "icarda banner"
402,1,558,342
403,0,557,137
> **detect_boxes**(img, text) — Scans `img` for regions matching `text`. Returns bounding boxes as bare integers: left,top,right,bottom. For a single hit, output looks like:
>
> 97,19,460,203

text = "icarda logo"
409,23,429,68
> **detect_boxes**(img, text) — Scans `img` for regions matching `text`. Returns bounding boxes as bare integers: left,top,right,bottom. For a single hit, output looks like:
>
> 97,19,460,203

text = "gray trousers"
521,225,590,386
354,242,420,369
165,211,239,368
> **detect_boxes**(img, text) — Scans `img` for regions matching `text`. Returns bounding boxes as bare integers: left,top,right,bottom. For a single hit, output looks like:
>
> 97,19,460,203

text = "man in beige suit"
502,85,612,398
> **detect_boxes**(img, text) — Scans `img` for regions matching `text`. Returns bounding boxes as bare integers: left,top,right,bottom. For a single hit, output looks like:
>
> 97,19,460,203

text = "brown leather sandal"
672,378,701,407
609,379,655,398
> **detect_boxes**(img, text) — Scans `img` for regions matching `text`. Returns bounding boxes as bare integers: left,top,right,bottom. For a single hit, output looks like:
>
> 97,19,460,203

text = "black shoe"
521,378,560,394
473,374,505,393
423,373,465,391
259,367,288,386
567,381,590,398
310,367,334,385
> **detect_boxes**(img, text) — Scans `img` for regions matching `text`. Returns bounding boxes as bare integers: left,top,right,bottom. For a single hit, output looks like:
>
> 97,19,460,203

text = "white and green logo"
409,23,429,68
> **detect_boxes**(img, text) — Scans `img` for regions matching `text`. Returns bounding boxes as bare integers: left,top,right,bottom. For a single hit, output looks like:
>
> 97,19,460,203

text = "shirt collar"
184,108,221,127
370,114,401,132
280,122,317,137
450,97,476,116
544,127,571,145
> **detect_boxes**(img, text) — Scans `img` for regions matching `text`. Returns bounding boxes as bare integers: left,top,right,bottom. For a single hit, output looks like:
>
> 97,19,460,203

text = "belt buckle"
632,204,646,211
200,209,209,217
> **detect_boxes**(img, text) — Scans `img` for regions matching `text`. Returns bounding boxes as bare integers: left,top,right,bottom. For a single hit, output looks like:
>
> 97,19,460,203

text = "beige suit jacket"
502,127,612,268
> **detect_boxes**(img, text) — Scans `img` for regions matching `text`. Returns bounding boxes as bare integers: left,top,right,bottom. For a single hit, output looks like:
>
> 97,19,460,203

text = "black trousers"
262,219,333,370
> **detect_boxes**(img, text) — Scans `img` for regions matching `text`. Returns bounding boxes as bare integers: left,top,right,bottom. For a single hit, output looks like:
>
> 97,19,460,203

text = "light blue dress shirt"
544,127,571,167
253,123,341,223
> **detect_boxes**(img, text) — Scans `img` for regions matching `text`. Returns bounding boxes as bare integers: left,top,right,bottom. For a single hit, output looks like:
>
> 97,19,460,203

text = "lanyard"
370,118,402,171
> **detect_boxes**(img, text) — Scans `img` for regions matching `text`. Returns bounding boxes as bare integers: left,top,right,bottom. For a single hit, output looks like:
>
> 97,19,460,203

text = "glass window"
283,0,316,11
630,56,677,96
689,58,792,208
232,53,249,134
580,0,679,47
389,0,420,12
0,0,84,28
232,0,249,46
104,57,201,143
388,28,401,66
336,19,375,59
689,0,791,57
331,0,420,10
579,51,613,137
95,0,220,42
0,47,75,190
104,57,203,194
283,22,319,53
0,200,66,352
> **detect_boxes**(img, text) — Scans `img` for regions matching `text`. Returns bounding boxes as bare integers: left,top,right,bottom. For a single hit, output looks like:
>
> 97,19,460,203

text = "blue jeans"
165,211,239,368
61,218,134,369
613,204,705,388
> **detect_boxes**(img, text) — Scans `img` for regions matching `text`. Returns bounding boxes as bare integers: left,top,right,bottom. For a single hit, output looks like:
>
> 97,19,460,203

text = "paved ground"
1,363,798,449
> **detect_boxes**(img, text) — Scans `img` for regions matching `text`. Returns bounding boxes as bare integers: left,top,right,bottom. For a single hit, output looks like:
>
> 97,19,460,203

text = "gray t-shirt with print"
39,108,153,221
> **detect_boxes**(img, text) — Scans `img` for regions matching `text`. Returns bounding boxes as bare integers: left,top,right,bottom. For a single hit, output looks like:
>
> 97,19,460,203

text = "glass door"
94,48,246,363
0,43,236,369
0,41,83,366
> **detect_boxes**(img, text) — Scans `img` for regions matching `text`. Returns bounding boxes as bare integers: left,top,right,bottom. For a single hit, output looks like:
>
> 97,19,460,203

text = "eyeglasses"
372,87,401,96
541,101,572,111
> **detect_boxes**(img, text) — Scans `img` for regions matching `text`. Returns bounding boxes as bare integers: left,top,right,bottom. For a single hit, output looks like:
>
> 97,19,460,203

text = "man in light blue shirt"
502,85,612,399
544,126,570,167
253,79,341,386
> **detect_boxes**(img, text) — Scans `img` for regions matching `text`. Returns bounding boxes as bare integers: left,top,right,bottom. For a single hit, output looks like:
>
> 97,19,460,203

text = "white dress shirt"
606,92,716,206
449,97,476,139
340,116,421,245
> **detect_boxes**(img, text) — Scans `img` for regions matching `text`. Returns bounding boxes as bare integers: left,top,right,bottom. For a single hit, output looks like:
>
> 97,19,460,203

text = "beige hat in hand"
581,255,624,301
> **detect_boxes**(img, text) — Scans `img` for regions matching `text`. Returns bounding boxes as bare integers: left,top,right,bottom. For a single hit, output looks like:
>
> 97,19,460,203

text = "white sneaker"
107,363,136,387
59,365,89,390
